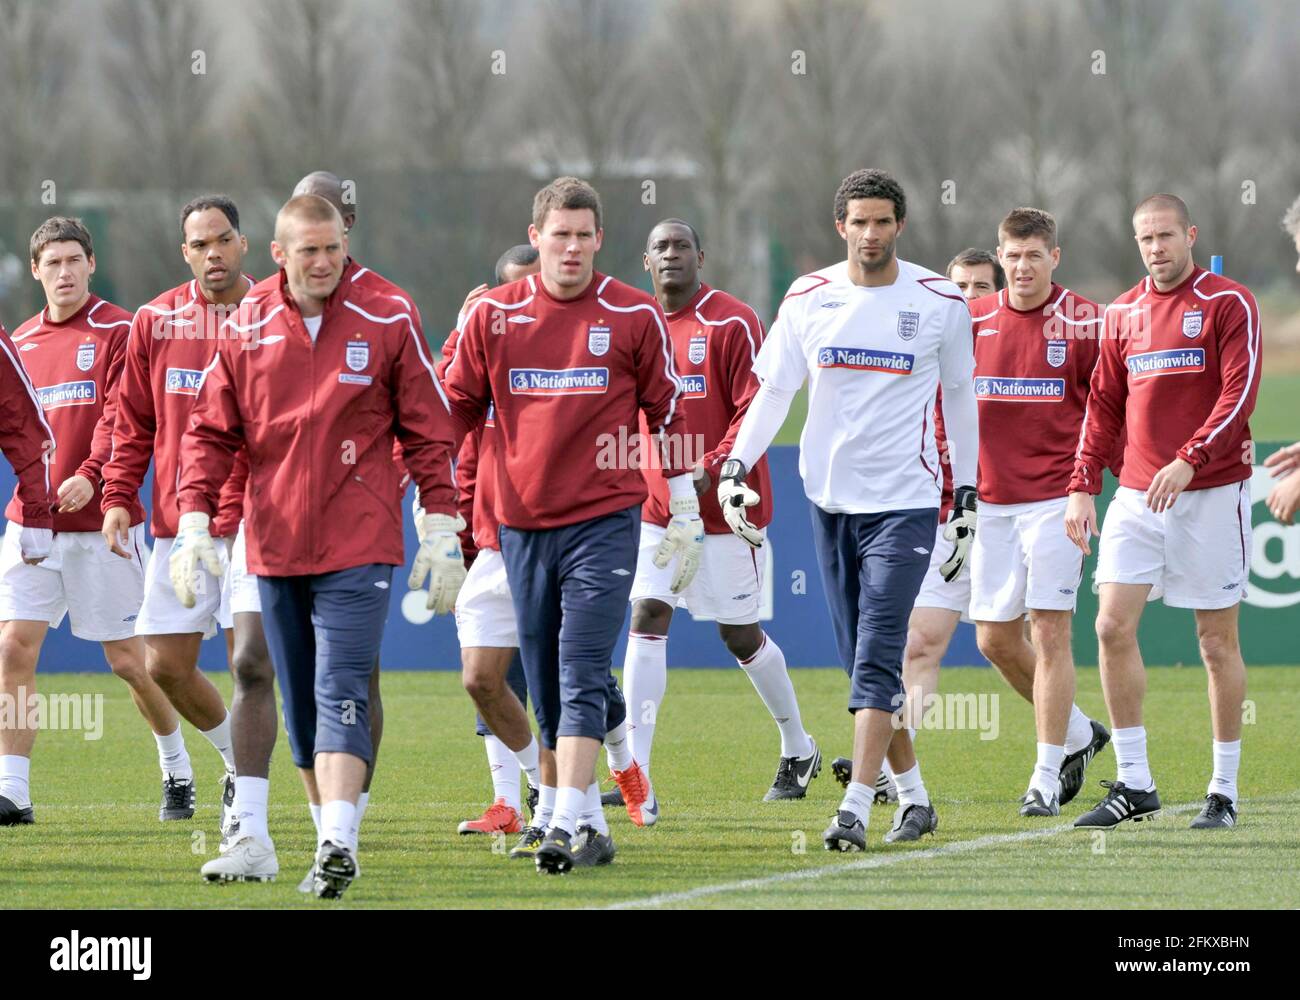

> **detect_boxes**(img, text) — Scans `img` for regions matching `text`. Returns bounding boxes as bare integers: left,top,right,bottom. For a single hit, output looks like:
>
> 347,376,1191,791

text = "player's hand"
1267,468,1300,525
57,475,94,514
459,283,489,318
1265,442,1300,478
169,511,225,609
19,526,52,565
717,458,763,547
653,495,704,593
939,486,976,582
408,512,467,613
1064,491,1097,556
102,506,134,559
1145,457,1194,513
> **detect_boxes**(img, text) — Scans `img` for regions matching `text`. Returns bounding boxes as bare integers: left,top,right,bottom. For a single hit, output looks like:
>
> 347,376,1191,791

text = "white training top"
747,258,978,514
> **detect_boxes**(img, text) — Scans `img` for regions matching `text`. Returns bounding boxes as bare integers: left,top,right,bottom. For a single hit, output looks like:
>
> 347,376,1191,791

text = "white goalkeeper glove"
408,511,467,614
653,491,704,594
717,458,763,548
19,526,52,565
939,486,977,583
169,511,226,608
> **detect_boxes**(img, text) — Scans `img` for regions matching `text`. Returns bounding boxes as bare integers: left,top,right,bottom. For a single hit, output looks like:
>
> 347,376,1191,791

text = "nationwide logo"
680,374,707,398
38,380,96,409
508,367,609,395
164,367,205,395
974,376,1065,401
1126,348,1205,379
816,346,914,374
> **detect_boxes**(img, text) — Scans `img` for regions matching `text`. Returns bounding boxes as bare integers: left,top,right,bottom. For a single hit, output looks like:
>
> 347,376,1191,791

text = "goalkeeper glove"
169,511,226,608
408,511,467,614
717,458,763,548
939,485,977,583
653,494,704,593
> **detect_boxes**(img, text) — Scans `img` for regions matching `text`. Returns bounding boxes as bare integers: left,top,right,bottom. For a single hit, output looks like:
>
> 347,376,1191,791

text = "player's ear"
896,216,907,238
270,241,286,268
643,252,651,273
239,233,249,255
835,219,848,241
593,228,603,253
87,254,96,278
1050,245,1061,268
1186,224,1197,249
527,224,541,250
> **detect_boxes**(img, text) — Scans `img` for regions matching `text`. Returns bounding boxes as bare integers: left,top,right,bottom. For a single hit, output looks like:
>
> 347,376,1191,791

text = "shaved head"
274,194,345,247
293,170,355,229
1133,192,1191,231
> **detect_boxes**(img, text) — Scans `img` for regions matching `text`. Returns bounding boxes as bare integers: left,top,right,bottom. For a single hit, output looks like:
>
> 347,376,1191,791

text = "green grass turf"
2,666,1297,909
774,373,1300,445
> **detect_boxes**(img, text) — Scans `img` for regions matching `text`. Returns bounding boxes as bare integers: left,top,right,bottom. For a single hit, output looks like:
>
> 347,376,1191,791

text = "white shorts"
0,522,147,642
136,535,233,640
228,520,262,616
454,548,518,647
1097,483,1250,610
630,524,767,626
913,521,972,622
970,497,1083,621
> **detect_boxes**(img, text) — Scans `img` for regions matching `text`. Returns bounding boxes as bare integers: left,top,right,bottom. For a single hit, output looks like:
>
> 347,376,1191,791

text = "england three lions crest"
688,335,706,365
897,311,920,342
1046,339,1067,368
588,325,611,357
1182,309,1203,339
346,340,370,372
76,341,96,372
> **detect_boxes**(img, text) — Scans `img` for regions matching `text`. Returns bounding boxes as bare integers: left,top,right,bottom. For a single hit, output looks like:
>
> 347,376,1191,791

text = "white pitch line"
604,802,1203,909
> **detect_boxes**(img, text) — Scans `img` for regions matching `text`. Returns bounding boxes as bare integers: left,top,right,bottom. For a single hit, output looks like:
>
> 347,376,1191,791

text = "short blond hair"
532,176,602,232
274,194,344,245
1133,193,1191,230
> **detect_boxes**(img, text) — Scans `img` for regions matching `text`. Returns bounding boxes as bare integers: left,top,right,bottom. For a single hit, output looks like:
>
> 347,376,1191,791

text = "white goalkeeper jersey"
753,258,978,515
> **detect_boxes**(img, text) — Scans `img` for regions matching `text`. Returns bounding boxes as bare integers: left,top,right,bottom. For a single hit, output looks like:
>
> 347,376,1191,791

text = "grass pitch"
2,666,1297,909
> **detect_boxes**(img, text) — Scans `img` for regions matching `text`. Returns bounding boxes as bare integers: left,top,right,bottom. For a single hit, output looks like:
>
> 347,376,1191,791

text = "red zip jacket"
640,283,773,534
436,328,490,560
7,296,145,532
99,277,255,537
439,271,688,530
1071,266,1259,495
176,269,455,577
0,323,55,529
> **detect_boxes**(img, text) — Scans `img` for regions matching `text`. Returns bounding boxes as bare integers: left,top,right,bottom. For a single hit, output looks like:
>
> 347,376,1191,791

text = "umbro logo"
507,315,536,324
374,580,389,589
913,547,929,555
821,301,846,309
612,568,630,576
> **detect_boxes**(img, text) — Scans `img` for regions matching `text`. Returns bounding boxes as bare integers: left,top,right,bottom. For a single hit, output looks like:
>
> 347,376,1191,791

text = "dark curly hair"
834,168,906,224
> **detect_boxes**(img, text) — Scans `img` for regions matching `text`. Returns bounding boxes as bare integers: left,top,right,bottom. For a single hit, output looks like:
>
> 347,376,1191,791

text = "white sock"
0,754,31,808
892,762,930,808
484,735,522,812
199,712,237,772
534,785,556,829
309,802,322,838
1031,743,1066,799
1209,739,1241,804
154,726,192,780
839,780,874,826
739,635,811,759
1064,705,1093,754
1113,726,1154,791
233,776,270,842
623,632,667,774
513,736,540,791
577,782,609,835
352,791,370,844
550,785,584,836
605,721,632,773
320,799,357,851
